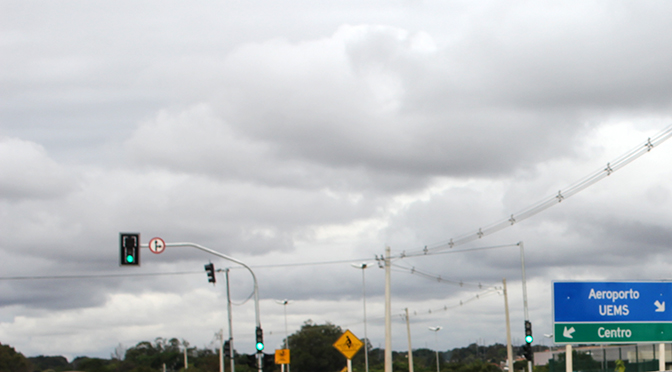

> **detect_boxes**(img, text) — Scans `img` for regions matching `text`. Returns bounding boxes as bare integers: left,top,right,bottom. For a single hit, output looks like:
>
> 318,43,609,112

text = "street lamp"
428,326,442,372
351,262,370,372
275,299,292,372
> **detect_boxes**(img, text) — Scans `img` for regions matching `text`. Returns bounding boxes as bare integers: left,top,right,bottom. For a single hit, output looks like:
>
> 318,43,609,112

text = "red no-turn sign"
148,237,166,254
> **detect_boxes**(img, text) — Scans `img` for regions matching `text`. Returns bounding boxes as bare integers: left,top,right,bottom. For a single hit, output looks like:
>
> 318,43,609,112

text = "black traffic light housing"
120,233,140,266
524,320,533,361
524,320,533,343
255,326,264,352
223,340,231,358
523,343,533,362
205,263,216,284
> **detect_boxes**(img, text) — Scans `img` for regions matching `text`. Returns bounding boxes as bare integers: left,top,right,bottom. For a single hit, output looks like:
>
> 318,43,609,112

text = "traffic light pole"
519,242,533,372
151,242,262,372
225,268,235,372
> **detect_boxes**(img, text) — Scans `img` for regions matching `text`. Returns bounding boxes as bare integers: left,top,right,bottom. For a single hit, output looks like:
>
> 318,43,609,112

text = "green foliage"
7,321,543,372
449,344,509,364
288,320,345,372
0,343,32,372
27,356,69,372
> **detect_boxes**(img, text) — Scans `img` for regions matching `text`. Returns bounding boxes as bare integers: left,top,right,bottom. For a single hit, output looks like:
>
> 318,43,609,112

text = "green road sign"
554,322,672,344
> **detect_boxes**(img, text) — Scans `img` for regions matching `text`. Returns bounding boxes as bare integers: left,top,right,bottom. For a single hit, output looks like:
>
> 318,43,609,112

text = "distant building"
535,344,672,369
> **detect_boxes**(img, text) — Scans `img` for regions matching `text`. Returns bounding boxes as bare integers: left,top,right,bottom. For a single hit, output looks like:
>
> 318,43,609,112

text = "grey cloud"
0,137,76,199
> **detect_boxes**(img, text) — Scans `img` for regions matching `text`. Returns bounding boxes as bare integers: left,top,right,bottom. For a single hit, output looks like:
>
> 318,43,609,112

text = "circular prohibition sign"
148,237,166,254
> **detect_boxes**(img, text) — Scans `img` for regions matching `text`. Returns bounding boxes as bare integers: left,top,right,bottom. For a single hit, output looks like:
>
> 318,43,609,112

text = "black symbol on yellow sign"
275,349,290,364
333,330,363,359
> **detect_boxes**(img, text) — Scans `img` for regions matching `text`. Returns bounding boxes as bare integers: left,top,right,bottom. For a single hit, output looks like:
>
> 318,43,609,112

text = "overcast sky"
2,0,672,363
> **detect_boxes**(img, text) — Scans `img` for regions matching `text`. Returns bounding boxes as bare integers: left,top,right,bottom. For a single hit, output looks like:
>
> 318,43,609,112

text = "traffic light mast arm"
152,242,262,330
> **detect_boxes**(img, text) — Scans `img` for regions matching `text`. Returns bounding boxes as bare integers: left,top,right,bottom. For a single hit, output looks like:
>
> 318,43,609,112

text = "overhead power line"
0,271,202,281
404,124,672,256
400,287,502,321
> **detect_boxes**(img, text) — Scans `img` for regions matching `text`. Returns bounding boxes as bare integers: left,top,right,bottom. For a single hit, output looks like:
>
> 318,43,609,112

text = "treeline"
1,321,548,372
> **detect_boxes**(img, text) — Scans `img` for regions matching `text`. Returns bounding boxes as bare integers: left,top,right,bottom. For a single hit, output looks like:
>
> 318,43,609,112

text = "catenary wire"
401,124,672,256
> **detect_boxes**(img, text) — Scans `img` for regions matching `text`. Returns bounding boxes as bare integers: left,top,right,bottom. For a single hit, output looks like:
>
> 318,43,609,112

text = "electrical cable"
403,124,672,256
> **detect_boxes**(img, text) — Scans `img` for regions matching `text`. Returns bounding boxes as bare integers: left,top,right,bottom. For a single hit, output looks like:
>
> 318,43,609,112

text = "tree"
27,355,69,372
288,320,346,372
0,343,32,372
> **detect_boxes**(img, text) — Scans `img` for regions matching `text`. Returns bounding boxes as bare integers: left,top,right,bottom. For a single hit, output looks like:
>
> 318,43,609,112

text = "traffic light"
255,326,264,352
524,320,533,343
223,340,231,358
523,343,533,361
524,320,533,362
205,263,216,283
120,233,140,266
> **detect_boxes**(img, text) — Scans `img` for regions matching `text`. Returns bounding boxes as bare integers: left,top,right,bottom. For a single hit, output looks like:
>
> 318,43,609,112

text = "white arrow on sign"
563,326,575,339
655,300,666,312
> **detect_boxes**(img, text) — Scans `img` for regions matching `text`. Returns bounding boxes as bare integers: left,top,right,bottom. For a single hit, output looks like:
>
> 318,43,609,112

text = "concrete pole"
384,246,392,372
184,344,188,370
405,308,414,372
218,330,224,372
659,343,665,371
503,279,514,372
566,345,572,372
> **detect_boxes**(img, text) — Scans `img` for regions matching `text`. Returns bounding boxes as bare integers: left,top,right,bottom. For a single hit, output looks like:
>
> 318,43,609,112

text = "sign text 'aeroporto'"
554,282,672,323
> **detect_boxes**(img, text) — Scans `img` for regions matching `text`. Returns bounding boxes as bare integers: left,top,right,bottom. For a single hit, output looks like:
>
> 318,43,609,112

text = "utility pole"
183,340,188,370
405,308,414,372
218,330,224,372
428,327,442,372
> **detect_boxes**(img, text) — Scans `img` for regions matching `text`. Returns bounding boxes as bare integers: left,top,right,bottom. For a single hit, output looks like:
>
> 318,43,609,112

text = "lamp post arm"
165,242,261,327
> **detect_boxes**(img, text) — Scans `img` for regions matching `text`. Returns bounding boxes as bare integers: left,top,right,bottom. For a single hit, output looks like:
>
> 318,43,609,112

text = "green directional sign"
554,323,672,344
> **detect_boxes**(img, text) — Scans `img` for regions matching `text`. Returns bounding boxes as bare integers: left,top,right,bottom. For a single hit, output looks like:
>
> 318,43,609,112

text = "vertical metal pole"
566,345,572,372
384,246,392,372
284,301,290,372
520,242,529,321
503,279,514,372
225,269,235,372
405,308,414,372
520,242,532,372
435,331,440,372
362,267,369,372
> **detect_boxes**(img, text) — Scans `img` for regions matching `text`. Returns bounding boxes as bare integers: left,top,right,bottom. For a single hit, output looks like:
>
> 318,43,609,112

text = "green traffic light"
126,255,134,263
256,342,264,351
525,335,533,343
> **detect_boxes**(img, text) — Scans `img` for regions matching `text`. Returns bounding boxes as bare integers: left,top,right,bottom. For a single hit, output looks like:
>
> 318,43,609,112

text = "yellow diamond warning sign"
275,349,290,364
333,329,363,360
